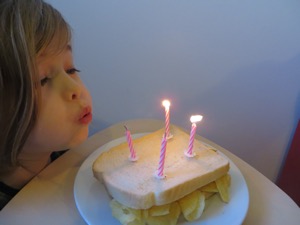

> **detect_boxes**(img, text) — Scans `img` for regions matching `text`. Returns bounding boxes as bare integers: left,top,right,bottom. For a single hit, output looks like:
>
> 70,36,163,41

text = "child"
0,0,93,210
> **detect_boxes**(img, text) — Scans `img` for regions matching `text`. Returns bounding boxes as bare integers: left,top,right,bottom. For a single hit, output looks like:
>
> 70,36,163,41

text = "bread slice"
93,125,229,209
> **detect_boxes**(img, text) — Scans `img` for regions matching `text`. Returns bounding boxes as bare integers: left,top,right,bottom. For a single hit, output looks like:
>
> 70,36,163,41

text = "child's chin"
68,130,89,148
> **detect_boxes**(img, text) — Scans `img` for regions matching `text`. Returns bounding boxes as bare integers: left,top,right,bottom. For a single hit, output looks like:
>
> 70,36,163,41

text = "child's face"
23,44,93,154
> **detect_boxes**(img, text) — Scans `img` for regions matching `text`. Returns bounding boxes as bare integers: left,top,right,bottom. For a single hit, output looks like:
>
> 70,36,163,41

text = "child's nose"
63,78,82,101
69,85,81,101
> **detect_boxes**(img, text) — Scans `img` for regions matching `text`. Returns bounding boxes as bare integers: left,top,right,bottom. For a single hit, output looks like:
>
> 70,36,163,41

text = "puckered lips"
78,106,92,124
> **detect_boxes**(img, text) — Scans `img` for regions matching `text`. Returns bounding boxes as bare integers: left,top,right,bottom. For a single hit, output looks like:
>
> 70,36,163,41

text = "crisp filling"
110,174,230,225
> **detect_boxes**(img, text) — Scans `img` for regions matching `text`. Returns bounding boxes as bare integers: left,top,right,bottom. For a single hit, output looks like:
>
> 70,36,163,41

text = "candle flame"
190,115,203,123
162,99,171,109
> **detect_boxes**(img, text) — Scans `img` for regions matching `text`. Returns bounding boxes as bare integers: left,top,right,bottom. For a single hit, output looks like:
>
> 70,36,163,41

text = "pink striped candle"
124,126,137,161
155,133,167,179
185,115,203,158
162,100,172,139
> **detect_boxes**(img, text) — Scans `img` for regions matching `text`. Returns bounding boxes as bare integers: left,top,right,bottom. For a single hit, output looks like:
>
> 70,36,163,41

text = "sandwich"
92,125,230,225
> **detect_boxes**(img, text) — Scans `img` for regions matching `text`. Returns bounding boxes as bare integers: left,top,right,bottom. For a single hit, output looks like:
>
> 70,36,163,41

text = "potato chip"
148,204,170,216
178,190,205,221
146,202,181,225
110,199,143,225
202,191,216,199
200,181,218,192
186,192,205,221
142,209,148,221
215,174,231,203
178,191,198,216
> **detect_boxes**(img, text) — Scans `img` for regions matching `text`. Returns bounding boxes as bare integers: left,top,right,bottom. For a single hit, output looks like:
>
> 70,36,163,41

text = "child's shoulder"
0,181,19,210
50,150,68,162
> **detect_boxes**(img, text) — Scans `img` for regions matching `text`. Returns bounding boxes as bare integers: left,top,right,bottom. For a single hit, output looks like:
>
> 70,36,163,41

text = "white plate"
74,133,249,225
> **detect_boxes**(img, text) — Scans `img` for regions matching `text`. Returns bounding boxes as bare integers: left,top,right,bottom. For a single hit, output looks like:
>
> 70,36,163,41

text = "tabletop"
0,119,299,225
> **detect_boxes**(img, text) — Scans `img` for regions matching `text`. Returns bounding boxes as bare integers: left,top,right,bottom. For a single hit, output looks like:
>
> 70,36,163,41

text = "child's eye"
40,77,50,86
66,68,80,75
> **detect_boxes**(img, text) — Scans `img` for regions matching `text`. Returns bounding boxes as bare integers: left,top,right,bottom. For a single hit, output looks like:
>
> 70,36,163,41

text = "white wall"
47,0,300,182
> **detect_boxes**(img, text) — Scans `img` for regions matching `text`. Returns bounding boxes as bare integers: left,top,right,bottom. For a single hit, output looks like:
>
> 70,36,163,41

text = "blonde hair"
0,0,71,173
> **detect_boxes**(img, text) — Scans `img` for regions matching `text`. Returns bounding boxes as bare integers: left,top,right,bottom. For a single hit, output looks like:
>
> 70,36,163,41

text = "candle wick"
124,125,128,131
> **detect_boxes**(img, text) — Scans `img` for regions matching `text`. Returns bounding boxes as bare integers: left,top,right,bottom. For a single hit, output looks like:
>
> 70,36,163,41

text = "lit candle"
124,126,137,161
155,133,167,179
162,99,172,139
185,115,203,158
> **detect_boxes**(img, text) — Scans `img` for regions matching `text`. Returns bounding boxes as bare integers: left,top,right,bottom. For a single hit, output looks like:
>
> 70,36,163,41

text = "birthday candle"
124,126,137,161
155,133,167,179
162,100,171,138
185,115,203,157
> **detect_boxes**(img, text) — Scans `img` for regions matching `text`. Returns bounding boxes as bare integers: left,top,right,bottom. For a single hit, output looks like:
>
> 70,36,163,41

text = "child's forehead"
37,43,72,61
